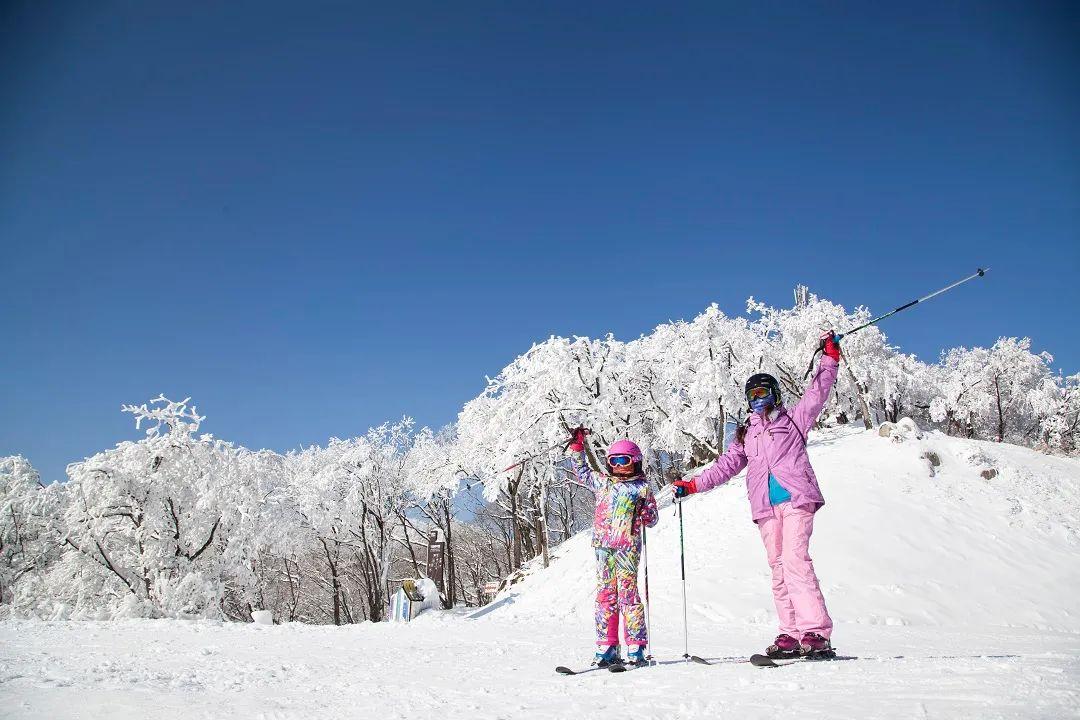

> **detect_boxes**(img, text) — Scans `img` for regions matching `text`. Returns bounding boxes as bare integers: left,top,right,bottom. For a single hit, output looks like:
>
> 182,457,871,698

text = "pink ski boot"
766,634,801,659
800,632,836,658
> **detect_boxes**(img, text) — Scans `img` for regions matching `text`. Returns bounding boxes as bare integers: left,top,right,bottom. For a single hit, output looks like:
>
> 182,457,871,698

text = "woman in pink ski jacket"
567,429,658,667
672,332,841,659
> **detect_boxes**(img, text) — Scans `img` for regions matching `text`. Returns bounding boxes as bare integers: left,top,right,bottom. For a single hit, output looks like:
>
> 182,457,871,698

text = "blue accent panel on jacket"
768,473,792,505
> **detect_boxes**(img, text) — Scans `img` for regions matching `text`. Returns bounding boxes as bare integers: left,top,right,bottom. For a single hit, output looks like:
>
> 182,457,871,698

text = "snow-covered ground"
2,616,1077,719
3,426,1079,719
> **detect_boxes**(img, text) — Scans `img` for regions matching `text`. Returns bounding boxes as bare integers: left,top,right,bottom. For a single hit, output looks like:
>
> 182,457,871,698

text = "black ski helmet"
745,373,781,406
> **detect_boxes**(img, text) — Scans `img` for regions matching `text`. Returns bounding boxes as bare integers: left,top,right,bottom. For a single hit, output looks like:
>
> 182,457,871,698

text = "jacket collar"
748,405,784,426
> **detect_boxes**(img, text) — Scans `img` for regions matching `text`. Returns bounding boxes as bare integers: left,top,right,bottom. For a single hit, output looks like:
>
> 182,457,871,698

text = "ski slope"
503,421,1080,635
2,425,1079,719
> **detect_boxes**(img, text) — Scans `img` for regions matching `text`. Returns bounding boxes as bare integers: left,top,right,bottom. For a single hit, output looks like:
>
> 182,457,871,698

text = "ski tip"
555,666,576,675
749,654,779,668
690,655,712,665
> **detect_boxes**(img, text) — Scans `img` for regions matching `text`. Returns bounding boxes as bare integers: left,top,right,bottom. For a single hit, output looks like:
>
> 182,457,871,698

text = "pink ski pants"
757,502,832,640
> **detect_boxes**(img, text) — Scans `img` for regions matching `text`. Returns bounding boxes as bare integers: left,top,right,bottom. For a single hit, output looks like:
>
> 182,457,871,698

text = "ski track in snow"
3,428,1080,719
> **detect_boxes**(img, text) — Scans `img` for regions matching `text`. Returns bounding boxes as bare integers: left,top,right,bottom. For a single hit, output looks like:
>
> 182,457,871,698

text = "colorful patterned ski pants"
594,547,647,647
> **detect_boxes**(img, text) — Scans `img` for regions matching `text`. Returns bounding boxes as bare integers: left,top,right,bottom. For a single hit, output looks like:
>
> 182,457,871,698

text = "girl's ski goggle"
607,454,634,467
747,386,774,400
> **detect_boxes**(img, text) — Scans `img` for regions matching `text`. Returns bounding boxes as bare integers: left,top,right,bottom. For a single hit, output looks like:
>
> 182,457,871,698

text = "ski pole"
500,434,577,473
802,267,989,380
676,498,690,661
641,525,654,664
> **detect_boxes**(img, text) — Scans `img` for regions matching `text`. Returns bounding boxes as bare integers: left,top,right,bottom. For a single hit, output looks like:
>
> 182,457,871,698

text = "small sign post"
481,581,500,603
426,530,446,594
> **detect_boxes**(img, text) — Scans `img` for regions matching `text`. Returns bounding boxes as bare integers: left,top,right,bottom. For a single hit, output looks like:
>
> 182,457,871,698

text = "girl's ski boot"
593,645,621,668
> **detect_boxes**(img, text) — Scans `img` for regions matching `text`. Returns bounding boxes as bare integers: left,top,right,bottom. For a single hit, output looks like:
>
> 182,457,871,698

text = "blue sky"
2,2,1077,483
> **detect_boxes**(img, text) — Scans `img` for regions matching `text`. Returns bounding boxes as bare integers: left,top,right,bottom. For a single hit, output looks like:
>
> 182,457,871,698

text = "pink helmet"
606,439,643,463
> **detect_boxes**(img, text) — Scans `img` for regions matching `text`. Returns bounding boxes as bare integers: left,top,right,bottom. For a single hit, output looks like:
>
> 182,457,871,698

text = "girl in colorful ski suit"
568,430,658,666
673,332,841,657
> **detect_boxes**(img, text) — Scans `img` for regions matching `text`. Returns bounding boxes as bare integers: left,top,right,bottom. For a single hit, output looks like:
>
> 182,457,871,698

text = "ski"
557,658,629,675
561,653,854,673
607,659,651,673
750,651,853,668
555,664,608,676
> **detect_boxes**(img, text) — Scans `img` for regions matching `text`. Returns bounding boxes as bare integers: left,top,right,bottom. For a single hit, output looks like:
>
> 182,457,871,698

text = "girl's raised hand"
568,426,590,452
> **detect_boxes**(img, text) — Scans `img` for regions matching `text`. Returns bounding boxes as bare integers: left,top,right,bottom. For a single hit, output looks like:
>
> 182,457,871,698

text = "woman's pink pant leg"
757,503,832,640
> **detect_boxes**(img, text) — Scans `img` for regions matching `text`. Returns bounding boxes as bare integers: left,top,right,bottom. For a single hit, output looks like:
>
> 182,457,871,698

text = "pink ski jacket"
693,356,839,523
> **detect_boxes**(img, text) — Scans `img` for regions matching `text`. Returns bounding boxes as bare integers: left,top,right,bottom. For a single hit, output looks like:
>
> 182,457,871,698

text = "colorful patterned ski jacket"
694,355,839,523
569,450,659,551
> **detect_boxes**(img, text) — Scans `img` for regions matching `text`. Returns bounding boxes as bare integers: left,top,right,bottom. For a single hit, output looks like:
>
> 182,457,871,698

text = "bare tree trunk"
518,521,535,561
398,512,423,577
565,483,578,537
529,467,550,569
717,400,726,453
534,498,549,569
994,376,1006,442
456,565,468,607
842,361,874,429
320,538,341,626
508,468,523,570
341,592,354,624
283,558,300,621
442,499,456,608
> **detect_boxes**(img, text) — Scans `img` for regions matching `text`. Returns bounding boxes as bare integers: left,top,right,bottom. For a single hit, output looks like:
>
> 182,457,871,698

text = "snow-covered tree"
5,290,1077,623
23,397,268,618
1038,372,1080,452
0,456,59,612
929,339,1059,444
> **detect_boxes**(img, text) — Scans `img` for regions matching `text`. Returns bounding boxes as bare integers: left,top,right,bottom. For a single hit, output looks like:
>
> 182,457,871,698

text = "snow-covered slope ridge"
484,423,1080,636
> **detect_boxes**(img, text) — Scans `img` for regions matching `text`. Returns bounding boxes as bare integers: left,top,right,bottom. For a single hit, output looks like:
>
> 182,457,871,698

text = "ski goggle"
747,386,773,400
607,454,634,467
